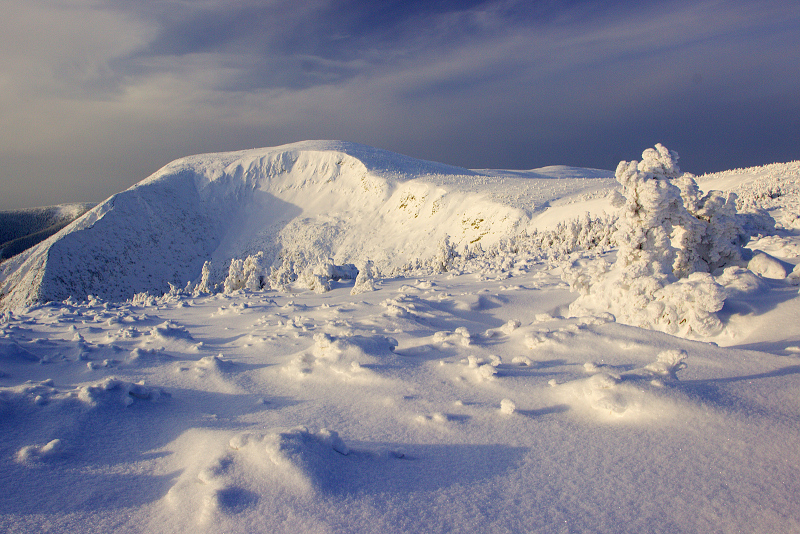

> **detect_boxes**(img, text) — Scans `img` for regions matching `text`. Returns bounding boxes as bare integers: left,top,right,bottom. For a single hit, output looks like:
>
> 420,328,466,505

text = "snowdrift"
0,141,613,311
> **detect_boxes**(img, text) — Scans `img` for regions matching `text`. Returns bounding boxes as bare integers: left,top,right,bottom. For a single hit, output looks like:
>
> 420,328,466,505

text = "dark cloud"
115,0,513,91
0,0,798,209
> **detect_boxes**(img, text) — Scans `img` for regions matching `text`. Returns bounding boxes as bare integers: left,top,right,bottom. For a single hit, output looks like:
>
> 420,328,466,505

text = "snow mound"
0,337,40,362
286,332,397,379
15,438,63,464
556,350,690,419
747,252,787,279
0,377,166,410
76,377,167,407
165,427,352,525
229,427,350,486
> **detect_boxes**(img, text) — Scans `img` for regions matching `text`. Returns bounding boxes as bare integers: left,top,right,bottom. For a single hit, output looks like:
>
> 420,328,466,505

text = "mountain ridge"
0,141,573,310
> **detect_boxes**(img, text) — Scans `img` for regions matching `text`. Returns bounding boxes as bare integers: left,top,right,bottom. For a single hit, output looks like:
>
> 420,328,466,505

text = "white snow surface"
1,143,800,533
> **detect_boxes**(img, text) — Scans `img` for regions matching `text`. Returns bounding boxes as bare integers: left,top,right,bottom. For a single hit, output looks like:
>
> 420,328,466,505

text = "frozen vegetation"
1,142,799,533
566,144,761,337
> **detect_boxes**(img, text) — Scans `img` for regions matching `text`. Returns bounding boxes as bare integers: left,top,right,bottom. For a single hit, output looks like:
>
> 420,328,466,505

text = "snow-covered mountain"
0,141,614,311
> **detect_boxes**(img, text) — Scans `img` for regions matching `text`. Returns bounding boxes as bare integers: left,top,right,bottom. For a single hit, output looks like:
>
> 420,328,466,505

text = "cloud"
0,0,798,209
0,0,151,97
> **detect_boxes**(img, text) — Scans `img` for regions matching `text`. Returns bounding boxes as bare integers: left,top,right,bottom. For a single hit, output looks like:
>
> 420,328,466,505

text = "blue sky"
1,0,799,209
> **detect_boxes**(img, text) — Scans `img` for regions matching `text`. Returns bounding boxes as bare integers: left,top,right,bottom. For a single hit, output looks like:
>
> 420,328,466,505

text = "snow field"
3,259,800,532
1,144,800,532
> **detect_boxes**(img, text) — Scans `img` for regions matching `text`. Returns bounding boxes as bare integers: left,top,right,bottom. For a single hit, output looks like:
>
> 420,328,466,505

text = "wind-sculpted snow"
2,260,800,533
2,145,800,532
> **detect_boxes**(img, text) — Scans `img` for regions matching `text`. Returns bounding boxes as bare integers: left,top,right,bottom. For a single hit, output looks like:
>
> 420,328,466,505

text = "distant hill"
0,203,96,261
0,141,619,310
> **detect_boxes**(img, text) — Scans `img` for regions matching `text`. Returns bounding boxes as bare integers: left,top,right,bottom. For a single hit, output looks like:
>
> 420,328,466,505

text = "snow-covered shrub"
242,253,270,290
265,252,360,294
297,260,359,293
458,214,616,277
218,251,360,295
685,189,745,274
644,273,727,336
222,258,247,293
129,292,157,307
613,144,693,279
194,261,215,295
268,251,301,291
326,262,359,281
298,269,332,293
429,236,459,273
548,213,616,257
223,252,271,293
699,163,785,232
351,260,378,295
567,144,746,337
381,213,615,279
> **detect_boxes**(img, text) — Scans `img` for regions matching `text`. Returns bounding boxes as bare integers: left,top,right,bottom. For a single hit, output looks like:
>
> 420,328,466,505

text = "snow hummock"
1,142,799,533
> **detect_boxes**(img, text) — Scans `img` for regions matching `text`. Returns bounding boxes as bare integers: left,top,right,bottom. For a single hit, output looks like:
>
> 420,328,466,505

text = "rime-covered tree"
567,144,744,337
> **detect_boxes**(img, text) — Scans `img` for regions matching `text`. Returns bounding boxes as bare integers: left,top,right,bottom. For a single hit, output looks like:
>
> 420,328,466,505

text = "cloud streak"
1,0,798,209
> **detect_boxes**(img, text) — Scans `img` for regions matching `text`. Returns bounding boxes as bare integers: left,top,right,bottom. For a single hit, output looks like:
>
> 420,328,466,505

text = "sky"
1,0,799,210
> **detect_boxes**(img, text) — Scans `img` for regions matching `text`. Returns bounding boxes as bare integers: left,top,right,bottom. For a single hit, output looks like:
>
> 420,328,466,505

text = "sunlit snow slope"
0,141,613,310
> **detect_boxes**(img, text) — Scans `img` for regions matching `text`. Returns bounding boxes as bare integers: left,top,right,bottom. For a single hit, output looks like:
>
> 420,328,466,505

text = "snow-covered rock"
747,252,787,279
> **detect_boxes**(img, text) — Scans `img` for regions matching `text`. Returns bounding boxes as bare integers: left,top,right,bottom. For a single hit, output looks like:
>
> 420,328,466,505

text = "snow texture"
1,142,799,533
